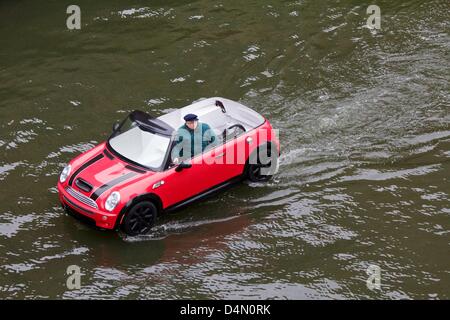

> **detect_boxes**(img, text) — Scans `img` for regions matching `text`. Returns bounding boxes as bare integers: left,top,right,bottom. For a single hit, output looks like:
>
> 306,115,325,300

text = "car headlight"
105,191,121,212
59,164,72,183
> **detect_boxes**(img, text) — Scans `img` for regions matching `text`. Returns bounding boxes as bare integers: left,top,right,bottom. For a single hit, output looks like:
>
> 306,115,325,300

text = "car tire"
246,143,278,182
121,201,157,236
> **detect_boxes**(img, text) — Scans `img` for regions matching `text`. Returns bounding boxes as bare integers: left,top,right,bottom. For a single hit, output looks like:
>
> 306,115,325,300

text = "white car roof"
157,97,265,132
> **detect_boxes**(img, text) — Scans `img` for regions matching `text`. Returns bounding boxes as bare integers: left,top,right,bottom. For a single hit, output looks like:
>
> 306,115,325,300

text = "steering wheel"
222,124,246,141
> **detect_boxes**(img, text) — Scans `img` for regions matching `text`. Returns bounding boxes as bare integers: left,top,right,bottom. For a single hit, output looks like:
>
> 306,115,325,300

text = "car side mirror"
112,121,120,132
175,161,192,172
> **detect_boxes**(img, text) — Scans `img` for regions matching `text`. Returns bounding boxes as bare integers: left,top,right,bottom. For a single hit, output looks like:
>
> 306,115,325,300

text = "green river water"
0,0,449,299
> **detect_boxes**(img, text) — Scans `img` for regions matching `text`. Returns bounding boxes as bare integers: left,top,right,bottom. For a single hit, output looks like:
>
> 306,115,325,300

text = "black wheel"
121,201,157,236
248,163,273,182
246,144,278,182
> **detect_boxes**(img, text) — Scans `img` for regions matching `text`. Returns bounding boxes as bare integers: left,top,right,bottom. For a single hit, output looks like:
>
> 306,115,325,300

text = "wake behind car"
57,97,280,235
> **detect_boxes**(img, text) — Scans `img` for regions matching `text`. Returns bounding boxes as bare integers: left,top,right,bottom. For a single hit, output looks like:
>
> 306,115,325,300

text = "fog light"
102,215,107,221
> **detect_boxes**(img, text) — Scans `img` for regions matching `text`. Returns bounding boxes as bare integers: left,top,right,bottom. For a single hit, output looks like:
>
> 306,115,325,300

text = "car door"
157,144,225,209
209,129,250,183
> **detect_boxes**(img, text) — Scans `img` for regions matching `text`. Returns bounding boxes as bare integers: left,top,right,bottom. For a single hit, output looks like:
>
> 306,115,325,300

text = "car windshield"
109,116,171,170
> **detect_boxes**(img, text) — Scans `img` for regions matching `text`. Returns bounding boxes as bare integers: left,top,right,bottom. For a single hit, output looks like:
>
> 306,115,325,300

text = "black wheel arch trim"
114,193,163,230
244,141,278,174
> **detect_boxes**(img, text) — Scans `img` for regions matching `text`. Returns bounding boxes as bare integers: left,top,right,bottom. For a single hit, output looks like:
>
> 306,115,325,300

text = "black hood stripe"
125,165,146,174
90,172,137,201
68,154,104,186
103,149,114,160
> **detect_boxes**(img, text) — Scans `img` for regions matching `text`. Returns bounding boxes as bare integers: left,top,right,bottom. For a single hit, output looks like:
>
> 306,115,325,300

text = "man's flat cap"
183,113,198,121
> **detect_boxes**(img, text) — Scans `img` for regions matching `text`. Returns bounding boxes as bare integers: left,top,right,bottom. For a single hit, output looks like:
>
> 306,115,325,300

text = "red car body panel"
58,107,279,231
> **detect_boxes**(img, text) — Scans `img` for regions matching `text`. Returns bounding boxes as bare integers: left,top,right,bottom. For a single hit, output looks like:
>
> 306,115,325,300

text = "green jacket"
172,122,218,159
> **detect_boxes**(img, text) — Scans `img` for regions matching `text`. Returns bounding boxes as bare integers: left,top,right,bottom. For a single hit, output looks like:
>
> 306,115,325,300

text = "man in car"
171,113,218,162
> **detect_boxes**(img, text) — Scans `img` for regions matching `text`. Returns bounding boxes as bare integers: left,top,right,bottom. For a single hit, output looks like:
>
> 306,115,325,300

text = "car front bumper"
57,182,120,230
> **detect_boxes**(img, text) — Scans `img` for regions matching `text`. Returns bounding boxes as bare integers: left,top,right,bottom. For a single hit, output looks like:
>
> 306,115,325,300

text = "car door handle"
215,152,225,158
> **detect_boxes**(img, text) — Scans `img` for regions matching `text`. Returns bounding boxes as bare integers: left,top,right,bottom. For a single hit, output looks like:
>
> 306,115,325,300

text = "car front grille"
65,186,98,209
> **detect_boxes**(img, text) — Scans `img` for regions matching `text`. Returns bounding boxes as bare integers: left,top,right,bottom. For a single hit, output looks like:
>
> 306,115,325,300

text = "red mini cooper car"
57,97,280,235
